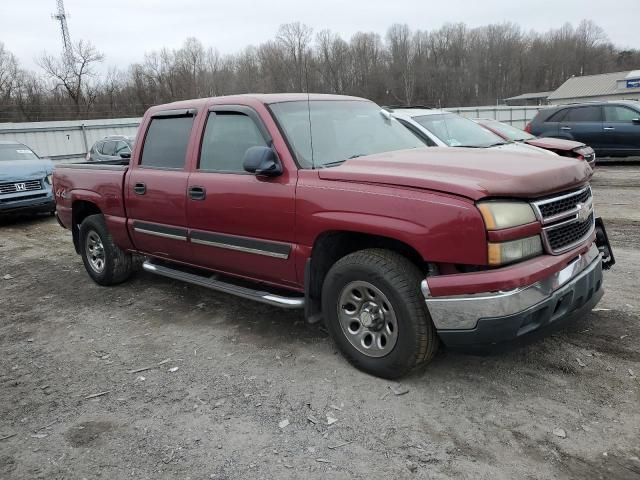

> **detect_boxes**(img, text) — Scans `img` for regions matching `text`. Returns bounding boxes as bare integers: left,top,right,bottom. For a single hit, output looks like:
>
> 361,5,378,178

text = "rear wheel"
79,214,133,286
322,249,438,379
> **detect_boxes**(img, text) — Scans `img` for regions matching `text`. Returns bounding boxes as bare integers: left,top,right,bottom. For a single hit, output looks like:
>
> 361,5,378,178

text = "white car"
388,107,557,156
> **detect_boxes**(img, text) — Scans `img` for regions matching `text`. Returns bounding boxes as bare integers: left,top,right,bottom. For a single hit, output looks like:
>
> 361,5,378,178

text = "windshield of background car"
270,100,426,168
482,121,535,141
413,113,507,147
0,144,39,161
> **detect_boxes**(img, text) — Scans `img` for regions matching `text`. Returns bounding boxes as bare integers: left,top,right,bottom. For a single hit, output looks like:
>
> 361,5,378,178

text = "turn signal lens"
488,235,543,266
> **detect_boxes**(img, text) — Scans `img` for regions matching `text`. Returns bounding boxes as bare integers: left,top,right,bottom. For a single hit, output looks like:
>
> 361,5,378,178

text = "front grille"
0,179,43,195
533,186,595,254
538,187,591,219
546,213,594,251
0,193,47,204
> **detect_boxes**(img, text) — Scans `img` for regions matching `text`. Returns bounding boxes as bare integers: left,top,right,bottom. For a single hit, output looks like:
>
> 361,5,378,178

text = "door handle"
603,127,615,131
133,182,146,195
560,126,572,131
188,186,206,201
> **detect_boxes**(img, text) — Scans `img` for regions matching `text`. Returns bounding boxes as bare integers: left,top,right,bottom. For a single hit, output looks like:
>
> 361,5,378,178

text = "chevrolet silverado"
52,94,614,378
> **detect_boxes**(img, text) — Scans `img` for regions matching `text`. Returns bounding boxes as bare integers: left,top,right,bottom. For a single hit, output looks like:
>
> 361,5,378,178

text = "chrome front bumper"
422,243,602,332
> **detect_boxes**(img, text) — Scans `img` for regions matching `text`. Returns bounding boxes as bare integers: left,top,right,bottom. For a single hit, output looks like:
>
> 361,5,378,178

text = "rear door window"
566,106,603,122
140,115,195,169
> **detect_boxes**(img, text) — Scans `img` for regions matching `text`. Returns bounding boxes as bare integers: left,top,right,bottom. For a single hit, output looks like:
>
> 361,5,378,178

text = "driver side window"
199,112,268,172
604,106,640,122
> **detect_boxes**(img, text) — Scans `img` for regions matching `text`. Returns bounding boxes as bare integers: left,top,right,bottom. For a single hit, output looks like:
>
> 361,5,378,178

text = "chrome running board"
142,260,305,309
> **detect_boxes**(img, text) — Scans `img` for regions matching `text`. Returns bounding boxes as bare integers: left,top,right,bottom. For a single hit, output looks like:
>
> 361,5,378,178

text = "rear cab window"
140,111,196,169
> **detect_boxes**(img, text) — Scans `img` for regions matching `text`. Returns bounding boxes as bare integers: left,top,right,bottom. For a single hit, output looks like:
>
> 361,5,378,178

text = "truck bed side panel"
53,164,134,251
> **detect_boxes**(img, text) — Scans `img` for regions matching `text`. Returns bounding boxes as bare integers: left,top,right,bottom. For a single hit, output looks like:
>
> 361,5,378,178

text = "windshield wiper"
318,154,366,169
318,159,348,169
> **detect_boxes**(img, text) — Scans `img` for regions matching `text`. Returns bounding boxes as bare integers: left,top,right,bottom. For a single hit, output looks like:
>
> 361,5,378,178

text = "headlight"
45,174,53,185
488,235,543,266
477,201,537,230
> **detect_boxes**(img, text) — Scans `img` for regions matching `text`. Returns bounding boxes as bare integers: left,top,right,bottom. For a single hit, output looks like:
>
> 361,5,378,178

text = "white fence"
0,106,545,162
445,106,544,129
0,117,141,162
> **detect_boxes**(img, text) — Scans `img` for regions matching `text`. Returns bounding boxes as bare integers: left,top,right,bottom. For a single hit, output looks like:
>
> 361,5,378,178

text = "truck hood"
317,147,592,200
0,159,54,183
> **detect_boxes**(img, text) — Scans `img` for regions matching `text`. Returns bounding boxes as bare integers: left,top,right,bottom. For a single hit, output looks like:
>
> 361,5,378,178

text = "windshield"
413,113,507,148
0,144,39,161
270,100,426,168
481,120,535,142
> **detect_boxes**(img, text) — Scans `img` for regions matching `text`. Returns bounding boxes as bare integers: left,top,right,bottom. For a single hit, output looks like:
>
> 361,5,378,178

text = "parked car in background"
388,107,557,157
0,141,55,216
54,93,613,379
526,101,640,157
87,135,135,162
475,118,596,169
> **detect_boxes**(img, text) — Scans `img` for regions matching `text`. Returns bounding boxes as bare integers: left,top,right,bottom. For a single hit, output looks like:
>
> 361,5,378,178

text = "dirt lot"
1,166,639,480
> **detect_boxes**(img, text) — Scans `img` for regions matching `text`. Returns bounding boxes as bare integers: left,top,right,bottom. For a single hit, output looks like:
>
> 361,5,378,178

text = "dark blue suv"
526,101,640,157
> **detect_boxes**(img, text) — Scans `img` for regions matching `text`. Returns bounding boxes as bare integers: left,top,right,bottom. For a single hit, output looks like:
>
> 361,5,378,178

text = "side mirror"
119,152,131,159
243,146,282,177
632,118,640,125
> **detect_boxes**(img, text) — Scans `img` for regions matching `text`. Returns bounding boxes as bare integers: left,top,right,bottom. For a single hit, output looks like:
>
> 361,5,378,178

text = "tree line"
1,20,639,123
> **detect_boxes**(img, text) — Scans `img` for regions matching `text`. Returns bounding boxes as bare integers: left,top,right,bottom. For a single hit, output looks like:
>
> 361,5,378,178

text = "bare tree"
276,22,313,91
38,40,104,118
1,20,637,123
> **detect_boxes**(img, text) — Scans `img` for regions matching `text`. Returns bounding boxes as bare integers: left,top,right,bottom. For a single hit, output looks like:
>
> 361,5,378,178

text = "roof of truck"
147,94,369,113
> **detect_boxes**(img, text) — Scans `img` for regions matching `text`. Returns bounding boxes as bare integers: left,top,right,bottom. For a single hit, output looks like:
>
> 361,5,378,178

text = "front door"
126,110,197,263
186,106,298,288
603,105,640,154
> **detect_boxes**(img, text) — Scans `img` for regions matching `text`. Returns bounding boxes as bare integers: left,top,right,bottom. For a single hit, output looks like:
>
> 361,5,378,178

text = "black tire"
79,214,133,286
321,248,438,379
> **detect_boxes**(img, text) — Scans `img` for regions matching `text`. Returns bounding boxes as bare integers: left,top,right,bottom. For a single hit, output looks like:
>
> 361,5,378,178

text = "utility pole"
52,0,73,65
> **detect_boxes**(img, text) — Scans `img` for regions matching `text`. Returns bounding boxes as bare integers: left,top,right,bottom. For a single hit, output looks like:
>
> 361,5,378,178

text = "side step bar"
142,260,305,309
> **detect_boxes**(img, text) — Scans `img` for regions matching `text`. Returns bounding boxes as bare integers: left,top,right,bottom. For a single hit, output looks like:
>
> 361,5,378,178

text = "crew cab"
53,94,614,379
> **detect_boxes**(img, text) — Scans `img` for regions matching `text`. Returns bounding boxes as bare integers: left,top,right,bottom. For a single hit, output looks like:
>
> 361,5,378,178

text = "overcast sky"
2,0,639,72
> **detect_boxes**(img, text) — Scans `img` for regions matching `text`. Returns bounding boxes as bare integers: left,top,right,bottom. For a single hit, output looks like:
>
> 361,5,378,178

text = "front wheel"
322,249,438,379
79,214,133,286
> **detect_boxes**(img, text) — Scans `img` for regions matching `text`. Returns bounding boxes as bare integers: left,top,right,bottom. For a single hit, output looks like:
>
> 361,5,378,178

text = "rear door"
559,105,604,149
126,109,197,262
186,105,298,287
603,105,640,154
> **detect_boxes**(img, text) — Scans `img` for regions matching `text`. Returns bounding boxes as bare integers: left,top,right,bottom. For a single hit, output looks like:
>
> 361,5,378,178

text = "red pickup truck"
53,94,614,379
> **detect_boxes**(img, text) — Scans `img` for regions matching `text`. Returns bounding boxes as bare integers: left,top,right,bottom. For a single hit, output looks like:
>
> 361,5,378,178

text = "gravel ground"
1,166,639,480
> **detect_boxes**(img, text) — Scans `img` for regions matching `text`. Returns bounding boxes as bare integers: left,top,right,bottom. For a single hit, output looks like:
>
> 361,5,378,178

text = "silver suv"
86,135,134,162
388,106,556,156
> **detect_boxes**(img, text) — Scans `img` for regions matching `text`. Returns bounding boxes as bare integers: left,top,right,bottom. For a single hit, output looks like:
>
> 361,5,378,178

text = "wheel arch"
72,200,102,253
304,230,429,322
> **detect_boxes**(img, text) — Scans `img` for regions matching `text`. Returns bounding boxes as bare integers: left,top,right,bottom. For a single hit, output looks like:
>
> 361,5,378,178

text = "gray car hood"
0,159,54,183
